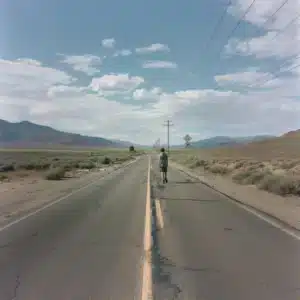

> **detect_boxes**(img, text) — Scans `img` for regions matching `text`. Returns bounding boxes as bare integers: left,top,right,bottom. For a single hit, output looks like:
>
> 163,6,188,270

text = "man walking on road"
159,147,168,183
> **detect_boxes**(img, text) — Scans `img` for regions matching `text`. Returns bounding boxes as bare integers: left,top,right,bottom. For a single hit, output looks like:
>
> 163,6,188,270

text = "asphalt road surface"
151,157,300,300
0,157,148,300
0,154,300,300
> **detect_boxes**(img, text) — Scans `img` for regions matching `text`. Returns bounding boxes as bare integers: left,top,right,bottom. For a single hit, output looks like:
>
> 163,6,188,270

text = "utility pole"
163,120,173,154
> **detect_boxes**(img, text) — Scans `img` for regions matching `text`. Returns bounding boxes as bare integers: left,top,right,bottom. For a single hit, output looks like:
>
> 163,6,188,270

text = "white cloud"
0,58,74,94
133,87,162,100
89,73,144,92
59,54,102,75
16,58,42,66
136,43,170,54
47,85,87,98
1,57,300,144
225,0,300,59
113,49,132,57
228,0,300,30
215,70,272,86
225,31,300,59
142,60,177,69
102,38,116,48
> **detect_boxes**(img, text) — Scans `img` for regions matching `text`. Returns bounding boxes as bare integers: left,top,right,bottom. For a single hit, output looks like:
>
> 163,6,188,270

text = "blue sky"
0,0,300,145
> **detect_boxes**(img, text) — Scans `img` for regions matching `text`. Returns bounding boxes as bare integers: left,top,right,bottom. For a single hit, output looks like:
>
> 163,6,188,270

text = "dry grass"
0,148,140,181
45,167,66,180
171,141,300,197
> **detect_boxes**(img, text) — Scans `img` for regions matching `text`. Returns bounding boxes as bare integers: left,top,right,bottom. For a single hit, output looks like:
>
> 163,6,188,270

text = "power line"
269,11,300,41
248,54,300,88
252,0,290,35
203,0,232,51
217,0,258,56
251,61,300,89
163,120,173,155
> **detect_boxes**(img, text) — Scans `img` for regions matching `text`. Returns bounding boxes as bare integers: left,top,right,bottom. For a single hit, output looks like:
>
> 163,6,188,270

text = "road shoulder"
0,158,139,228
170,161,300,232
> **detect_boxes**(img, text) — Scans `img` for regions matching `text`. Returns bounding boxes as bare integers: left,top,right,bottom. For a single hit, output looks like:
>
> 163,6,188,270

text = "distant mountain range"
174,135,275,149
0,119,277,150
0,119,135,148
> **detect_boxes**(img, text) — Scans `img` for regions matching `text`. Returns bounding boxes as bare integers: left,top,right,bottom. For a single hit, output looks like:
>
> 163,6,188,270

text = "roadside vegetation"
172,150,300,197
0,148,143,181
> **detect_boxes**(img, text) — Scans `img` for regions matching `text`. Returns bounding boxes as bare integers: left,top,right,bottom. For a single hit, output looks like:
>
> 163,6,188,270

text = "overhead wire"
250,60,300,89
216,0,258,57
251,0,290,36
202,0,232,51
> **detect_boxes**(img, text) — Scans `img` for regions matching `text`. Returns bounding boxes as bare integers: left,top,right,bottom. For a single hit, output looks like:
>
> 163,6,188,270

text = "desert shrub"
0,164,15,172
18,161,50,170
0,174,9,181
232,169,254,184
279,160,299,170
244,170,271,185
78,161,96,169
102,157,112,165
258,174,300,196
44,167,66,180
19,162,36,170
34,162,51,170
209,164,230,175
190,159,207,169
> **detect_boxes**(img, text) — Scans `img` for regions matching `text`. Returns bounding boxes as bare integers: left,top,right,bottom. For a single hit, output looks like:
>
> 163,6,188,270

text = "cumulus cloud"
136,43,170,54
101,38,116,48
113,49,132,57
228,0,299,29
215,70,272,86
142,60,177,69
133,87,162,100
89,73,144,92
0,58,74,94
59,54,102,76
225,0,300,59
16,58,42,66
1,57,300,144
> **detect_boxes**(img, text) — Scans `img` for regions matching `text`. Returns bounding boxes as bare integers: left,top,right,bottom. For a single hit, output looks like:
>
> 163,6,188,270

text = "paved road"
0,157,148,300
1,155,300,300
151,157,300,300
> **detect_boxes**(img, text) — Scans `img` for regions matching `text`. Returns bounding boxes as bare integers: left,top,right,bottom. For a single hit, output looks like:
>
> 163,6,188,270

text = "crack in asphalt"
10,274,20,300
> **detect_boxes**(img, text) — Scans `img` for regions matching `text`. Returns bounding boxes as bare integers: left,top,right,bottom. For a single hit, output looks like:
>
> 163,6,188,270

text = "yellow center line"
141,156,153,300
155,199,164,230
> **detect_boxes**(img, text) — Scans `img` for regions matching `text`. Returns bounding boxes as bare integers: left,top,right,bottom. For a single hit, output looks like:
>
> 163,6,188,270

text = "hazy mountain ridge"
174,135,275,149
0,119,129,148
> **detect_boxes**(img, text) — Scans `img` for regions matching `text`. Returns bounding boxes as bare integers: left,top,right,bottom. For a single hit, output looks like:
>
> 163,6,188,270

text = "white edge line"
229,199,300,241
0,158,139,233
172,163,300,242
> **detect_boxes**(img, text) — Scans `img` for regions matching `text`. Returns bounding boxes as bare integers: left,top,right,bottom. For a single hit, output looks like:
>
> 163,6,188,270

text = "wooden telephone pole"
163,120,173,154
